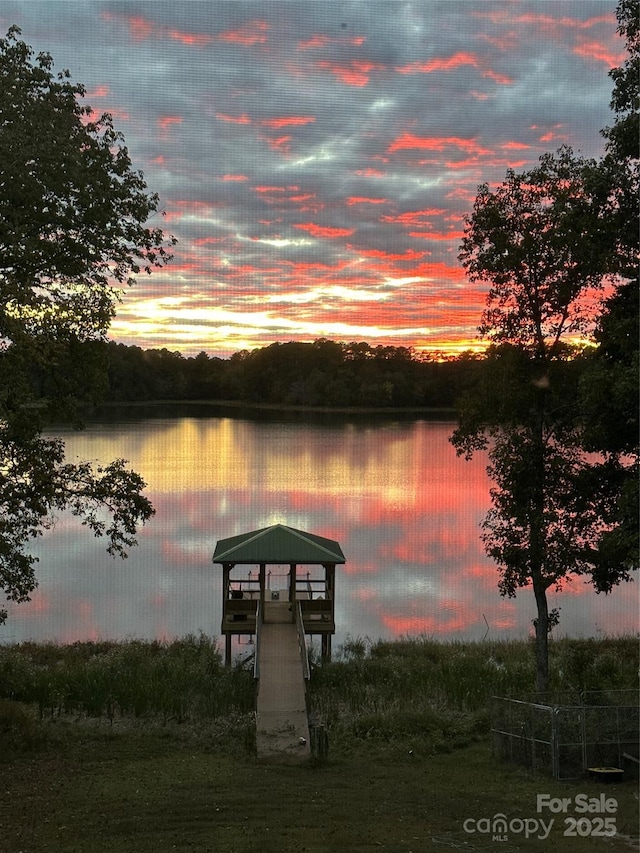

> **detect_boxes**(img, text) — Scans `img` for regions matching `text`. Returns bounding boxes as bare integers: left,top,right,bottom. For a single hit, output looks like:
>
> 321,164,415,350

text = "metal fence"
491,691,639,780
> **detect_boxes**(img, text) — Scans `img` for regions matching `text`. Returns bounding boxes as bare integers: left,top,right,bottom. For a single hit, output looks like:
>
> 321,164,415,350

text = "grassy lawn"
1,723,638,853
1,636,637,852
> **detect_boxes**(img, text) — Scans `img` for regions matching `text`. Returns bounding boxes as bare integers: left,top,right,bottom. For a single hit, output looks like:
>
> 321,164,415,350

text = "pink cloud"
397,51,480,73
260,116,316,128
217,20,269,46
259,134,293,154
127,15,155,40
397,51,512,85
388,133,492,156
354,168,386,178
500,141,531,150
86,84,110,98
317,59,385,87
103,12,213,49
297,34,366,50
157,115,183,136
573,40,626,67
167,28,214,47
381,209,446,225
482,69,513,85
216,112,252,124
347,197,388,205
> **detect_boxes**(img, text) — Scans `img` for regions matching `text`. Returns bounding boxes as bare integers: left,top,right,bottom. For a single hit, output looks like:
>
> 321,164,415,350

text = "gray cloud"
4,0,621,354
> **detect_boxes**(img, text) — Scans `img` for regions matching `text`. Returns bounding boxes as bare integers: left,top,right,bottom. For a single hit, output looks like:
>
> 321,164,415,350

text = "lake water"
1,409,636,648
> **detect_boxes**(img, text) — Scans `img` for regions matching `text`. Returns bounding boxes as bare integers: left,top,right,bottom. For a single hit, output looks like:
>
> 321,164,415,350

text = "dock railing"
295,601,311,681
253,598,262,681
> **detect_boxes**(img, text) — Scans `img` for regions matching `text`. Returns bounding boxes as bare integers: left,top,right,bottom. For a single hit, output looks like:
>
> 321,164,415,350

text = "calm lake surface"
1,408,636,648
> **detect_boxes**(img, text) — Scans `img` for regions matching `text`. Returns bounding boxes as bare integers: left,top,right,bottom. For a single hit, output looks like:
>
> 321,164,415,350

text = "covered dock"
212,523,345,665
212,524,345,760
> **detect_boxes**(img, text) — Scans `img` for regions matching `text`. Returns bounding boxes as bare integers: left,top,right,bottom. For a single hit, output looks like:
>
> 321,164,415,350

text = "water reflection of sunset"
2,416,636,646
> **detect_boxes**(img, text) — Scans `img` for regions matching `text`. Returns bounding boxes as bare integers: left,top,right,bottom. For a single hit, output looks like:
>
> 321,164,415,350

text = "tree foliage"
458,146,611,356
451,2,638,693
452,154,629,693
0,28,174,623
71,338,482,410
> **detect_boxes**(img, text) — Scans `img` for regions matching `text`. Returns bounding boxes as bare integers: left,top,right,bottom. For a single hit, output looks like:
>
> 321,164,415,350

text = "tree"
451,149,619,694
576,0,639,594
451,0,639,694
0,28,175,623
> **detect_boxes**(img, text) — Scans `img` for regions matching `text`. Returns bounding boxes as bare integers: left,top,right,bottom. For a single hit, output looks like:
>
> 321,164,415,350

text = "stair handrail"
295,600,311,680
253,597,262,680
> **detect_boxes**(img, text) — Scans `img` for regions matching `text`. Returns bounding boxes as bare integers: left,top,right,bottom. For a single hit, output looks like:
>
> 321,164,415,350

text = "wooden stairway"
255,601,310,760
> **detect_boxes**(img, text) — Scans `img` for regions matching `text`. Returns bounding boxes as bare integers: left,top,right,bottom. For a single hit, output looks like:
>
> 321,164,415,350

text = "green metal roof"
213,524,345,565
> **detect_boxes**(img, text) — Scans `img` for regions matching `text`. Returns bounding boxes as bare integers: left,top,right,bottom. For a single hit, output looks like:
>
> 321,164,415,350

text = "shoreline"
79,398,458,416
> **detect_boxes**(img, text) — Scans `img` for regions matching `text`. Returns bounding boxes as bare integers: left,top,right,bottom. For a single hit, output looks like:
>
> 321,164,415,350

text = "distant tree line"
26,336,603,411
72,338,495,409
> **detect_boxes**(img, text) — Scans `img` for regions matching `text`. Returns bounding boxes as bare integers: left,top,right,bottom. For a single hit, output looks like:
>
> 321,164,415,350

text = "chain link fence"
491,691,639,780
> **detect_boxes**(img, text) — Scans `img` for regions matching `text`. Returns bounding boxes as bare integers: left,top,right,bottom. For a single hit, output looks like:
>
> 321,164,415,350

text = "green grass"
0,633,254,723
0,635,638,852
308,635,639,753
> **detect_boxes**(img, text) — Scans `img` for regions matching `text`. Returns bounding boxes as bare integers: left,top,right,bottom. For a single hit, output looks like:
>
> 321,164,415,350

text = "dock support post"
321,633,331,662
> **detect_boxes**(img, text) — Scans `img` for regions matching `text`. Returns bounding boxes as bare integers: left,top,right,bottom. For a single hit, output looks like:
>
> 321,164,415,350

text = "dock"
212,523,346,759
255,601,310,760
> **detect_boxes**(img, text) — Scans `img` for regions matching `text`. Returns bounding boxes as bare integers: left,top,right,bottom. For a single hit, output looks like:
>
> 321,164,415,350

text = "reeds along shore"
0,635,637,751
307,635,639,749
0,634,639,719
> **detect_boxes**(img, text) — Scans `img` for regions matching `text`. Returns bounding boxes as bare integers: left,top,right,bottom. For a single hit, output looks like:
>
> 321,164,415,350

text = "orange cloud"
348,246,426,262
409,231,464,241
403,261,468,282
221,174,249,182
294,223,355,238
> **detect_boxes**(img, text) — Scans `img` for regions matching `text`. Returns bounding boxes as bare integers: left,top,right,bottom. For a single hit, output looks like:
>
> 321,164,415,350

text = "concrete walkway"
255,601,310,761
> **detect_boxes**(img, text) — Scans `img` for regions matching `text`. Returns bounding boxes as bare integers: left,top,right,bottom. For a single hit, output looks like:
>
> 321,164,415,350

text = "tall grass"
0,634,254,723
307,635,639,752
1,634,636,757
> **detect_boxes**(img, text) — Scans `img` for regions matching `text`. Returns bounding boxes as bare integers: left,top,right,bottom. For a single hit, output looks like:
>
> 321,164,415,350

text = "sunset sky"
5,1,625,357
